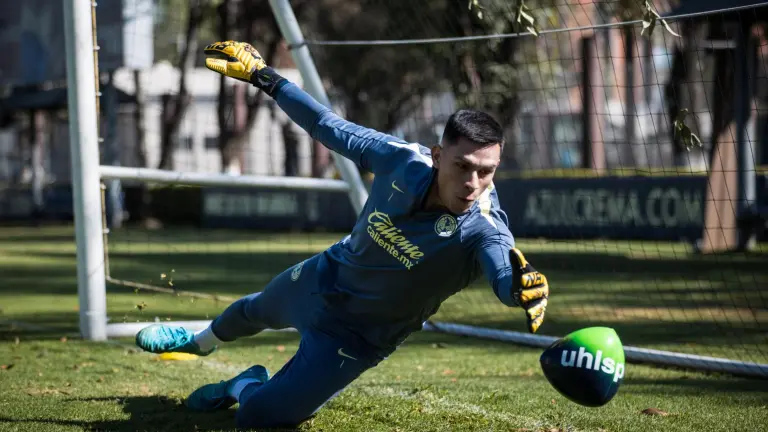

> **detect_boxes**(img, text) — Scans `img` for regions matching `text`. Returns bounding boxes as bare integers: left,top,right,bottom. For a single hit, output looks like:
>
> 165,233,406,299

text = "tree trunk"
156,0,205,170
103,73,124,228
499,97,520,170
668,21,708,169
282,120,301,177
132,69,151,221
220,81,247,174
311,139,331,178
133,70,148,169
216,0,236,173
217,0,282,173
31,109,47,219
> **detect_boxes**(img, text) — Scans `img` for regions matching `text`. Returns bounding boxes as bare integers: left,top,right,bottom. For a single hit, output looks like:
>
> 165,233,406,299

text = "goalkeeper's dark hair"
441,109,505,151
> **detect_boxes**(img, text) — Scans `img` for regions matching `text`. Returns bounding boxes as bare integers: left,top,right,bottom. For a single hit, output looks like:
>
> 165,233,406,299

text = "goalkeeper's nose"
463,171,480,192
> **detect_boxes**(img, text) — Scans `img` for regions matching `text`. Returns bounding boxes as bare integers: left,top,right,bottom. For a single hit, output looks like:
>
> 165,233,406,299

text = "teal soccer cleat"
135,324,215,356
186,365,270,412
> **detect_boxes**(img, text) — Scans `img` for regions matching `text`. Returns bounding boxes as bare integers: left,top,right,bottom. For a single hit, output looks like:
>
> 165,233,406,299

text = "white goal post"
64,0,370,342
65,0,768,379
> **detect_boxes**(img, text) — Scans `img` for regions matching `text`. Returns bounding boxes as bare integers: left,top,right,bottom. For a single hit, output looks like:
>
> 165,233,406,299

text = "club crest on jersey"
290,260,305,281
435,214,457,238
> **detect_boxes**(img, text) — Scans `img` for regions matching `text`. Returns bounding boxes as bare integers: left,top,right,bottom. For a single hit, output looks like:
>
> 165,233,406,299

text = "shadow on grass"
624,376,768,397
0,233,76,243
0,315,79,341
451,316,768,349
3,231,768,374
1,311,305,349
12,248,768,297
0,396,303,431
0,224,344,245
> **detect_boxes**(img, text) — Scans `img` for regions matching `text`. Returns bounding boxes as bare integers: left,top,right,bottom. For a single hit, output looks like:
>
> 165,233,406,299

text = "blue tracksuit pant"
210,253,388,429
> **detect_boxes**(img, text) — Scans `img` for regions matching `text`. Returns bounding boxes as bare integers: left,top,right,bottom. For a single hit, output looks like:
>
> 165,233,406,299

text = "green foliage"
673,109,703,151
468,0,485,20
153,0,219,65
514,0,540,37
639,0,680,37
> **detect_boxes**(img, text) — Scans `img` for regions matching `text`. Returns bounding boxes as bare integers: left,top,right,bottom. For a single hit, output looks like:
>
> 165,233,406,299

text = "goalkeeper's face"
432,137,501,214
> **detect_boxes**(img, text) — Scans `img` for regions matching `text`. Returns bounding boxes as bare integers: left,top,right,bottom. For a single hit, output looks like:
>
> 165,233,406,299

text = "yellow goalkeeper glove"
510,248,549,333
203,40,285,95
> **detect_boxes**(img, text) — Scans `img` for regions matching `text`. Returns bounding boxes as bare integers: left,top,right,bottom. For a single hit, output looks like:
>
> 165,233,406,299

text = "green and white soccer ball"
539,327,626,407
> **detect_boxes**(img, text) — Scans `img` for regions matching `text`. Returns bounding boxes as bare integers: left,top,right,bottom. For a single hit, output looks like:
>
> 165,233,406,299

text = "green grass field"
1,225,767,432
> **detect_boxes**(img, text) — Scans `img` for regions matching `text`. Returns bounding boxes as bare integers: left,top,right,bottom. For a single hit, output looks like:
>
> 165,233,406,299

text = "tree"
303,0,451,133
301,0,562,167
156,0,211,170
215,0,284,174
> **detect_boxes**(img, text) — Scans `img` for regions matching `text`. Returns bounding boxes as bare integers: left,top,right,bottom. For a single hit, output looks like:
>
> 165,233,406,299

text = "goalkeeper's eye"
479,168,494,177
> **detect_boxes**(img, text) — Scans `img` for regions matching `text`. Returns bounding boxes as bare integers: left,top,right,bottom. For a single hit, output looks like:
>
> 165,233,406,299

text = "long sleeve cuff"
250,66,289,98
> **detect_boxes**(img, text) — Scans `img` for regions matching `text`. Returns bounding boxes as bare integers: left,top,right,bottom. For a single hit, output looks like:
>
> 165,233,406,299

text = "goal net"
97,0,767,377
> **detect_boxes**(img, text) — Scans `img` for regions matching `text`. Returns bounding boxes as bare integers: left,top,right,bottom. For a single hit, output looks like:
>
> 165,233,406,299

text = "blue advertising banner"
1,175,765,241
201,188,357,231
0,185,73,221
495,176,709,241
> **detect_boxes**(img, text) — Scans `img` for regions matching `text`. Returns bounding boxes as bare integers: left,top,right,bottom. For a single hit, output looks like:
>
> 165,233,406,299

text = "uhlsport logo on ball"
539,327,625,407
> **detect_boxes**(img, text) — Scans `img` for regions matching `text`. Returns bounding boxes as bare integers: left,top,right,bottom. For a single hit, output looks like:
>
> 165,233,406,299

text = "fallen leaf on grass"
641,408,669,416
276,345,286,352
26,388,71,396
442,369,455,376
60,336,67,343
73,362,95,371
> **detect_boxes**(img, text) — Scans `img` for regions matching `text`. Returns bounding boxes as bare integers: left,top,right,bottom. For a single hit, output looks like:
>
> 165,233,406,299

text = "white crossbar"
99,165,351,192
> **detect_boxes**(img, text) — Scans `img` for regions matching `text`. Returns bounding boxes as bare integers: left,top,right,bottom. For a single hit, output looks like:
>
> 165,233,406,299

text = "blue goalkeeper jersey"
275,82,517,350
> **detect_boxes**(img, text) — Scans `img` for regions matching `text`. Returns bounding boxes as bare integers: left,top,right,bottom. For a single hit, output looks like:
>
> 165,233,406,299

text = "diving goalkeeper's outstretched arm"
204,41,405,174
202,40,550,334
133,38,553,431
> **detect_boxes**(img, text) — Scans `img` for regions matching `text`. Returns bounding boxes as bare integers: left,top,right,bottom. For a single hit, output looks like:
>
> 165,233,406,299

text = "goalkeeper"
136,40,550,429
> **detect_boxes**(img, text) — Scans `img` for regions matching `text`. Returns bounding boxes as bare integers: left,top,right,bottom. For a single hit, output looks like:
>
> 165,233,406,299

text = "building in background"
110,63,312,177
